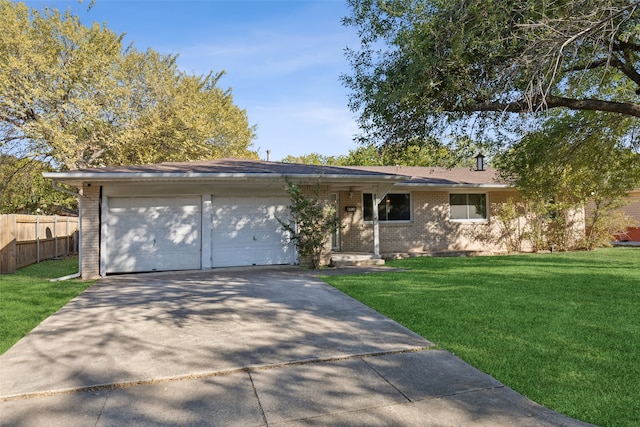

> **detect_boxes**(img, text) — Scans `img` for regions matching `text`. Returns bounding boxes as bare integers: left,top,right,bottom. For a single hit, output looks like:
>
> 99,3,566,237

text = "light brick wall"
338,190,370,252
80,184,101,279
338,189,522,255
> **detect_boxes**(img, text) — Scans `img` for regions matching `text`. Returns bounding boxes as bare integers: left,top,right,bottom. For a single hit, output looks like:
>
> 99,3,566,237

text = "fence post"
36,215,40,264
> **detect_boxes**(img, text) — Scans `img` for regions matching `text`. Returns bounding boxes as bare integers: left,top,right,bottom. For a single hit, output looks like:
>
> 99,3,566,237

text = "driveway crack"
248,371,269,426
362,357,412,402
94,390,111,427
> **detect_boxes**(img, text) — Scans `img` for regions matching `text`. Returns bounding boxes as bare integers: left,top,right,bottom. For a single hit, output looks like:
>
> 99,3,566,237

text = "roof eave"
42,172,410,187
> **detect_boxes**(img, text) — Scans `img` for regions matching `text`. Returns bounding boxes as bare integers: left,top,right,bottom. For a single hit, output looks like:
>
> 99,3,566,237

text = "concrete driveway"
0,267,595,426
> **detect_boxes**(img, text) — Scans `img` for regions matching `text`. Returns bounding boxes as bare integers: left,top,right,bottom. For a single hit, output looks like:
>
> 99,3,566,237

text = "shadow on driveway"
0,267,429,398
0,267,595,426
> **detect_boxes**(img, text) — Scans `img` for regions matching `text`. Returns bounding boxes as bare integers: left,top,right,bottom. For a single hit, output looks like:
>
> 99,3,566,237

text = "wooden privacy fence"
0,214,79,274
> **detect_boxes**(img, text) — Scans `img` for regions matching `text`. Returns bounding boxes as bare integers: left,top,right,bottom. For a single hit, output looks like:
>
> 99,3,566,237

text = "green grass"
323,248,640,427
0,257,94,354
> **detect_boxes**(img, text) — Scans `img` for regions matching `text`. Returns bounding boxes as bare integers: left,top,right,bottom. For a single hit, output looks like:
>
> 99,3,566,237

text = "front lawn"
323,248,639,427
0,257,94,354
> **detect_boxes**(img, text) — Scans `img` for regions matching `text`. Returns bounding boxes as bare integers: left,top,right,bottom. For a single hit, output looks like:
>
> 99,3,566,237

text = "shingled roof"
43,159,409,188
344,165,507,188
67,159,391,177
44,159,509,189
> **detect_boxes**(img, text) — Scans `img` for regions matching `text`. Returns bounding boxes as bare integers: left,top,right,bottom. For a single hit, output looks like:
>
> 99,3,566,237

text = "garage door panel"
106,196,202,273
211,247,256,267
211,196,295,268
211,247,295,267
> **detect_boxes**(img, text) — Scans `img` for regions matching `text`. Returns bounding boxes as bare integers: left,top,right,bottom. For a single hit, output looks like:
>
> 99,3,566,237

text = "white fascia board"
43,172,410,185
43,172,408,180
396,183,512,190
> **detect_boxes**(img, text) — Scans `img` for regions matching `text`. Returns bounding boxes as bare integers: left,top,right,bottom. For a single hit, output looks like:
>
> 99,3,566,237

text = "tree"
281,139,483,167
495,111,640,250
338,137,485,167
0,1,257,171
278,181,340,269
0,155,76,214
280,153,342,165
343,0,640,148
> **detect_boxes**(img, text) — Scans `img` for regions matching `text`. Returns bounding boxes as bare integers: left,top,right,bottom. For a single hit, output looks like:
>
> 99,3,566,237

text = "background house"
620,189,640,241
586,189,640,242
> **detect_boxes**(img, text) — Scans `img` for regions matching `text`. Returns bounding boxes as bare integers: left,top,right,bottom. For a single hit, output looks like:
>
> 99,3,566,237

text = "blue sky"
24,0,361,161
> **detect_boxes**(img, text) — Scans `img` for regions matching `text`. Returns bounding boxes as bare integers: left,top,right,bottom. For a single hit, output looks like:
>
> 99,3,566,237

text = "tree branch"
564,54,640,91
464,96,640,118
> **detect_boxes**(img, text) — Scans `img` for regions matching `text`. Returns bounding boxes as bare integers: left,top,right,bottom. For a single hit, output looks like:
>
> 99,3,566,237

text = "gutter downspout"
49,180,82,282
50,272,81,282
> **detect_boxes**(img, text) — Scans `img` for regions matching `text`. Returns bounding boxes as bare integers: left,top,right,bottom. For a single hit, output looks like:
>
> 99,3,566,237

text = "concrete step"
330,253,385,267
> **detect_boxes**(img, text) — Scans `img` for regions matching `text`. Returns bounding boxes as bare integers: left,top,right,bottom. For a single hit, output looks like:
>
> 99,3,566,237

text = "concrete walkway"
0,267,596,426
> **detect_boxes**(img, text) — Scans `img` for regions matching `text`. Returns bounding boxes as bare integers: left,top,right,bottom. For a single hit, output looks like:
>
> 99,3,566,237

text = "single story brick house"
45,158,522,279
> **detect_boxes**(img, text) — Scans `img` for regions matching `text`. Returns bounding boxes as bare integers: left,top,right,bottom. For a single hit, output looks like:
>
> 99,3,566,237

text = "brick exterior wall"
78,180,584,276
337,189,521,255
80,184,101,279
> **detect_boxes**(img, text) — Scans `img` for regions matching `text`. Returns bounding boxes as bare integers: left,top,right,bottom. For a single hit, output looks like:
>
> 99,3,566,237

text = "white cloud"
178,30,351,80
248,102,359,160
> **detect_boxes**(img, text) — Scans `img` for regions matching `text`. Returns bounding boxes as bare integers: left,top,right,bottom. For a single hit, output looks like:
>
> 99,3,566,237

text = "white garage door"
211,196,296,268
106,196,202,273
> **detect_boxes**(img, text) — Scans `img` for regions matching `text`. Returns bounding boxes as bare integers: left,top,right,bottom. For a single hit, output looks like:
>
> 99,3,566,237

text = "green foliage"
282,138,484,167
0,155,76,214
280,153,343,165
343,0,640,148
0,257,93,354
278,181,340,269
496,111,640,250
324,249,640,427
490,198,526,253
0,1,257,171
339,139,474,166
586,208,637,249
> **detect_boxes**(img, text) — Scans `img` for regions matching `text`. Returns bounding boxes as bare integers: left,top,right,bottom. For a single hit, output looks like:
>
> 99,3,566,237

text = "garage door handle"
253,236,257,241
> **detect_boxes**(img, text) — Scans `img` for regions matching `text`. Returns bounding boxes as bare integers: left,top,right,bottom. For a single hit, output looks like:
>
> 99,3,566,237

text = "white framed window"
363,193,411,222
450,193,487,221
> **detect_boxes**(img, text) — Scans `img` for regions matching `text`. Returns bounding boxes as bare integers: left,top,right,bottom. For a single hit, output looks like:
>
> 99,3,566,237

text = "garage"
211,196,296,267
105,196,202,273
44,158,407,279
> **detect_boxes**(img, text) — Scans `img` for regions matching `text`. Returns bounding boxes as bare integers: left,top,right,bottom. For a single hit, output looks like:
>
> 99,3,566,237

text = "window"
363,193,411,222
450,193,487,220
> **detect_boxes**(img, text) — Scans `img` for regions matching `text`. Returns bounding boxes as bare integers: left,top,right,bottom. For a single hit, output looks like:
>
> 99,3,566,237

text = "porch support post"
373,193,381,258
371,183,396,259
